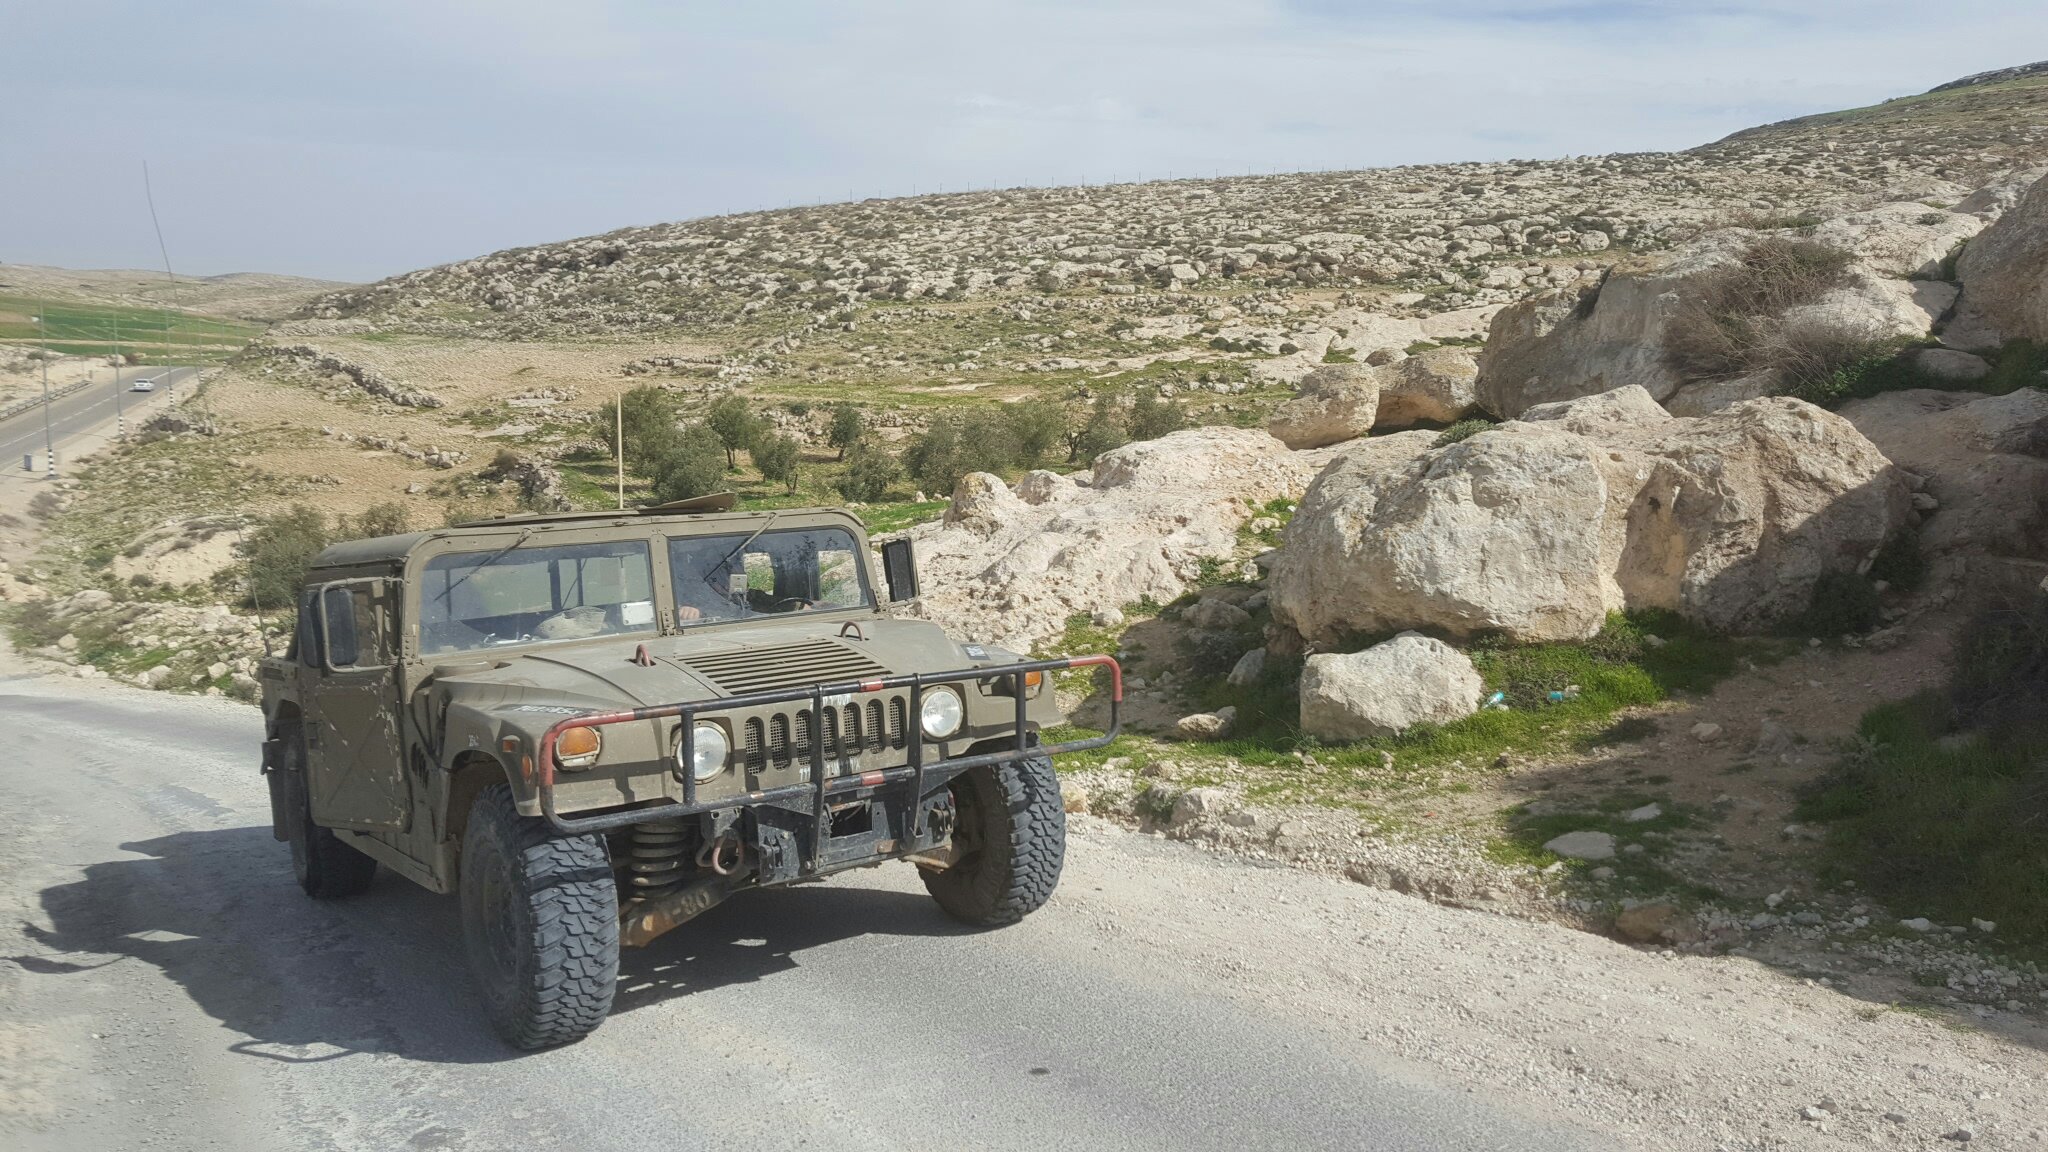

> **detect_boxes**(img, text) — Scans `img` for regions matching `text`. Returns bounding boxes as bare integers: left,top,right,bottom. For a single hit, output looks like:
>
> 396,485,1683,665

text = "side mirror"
880,539,920,603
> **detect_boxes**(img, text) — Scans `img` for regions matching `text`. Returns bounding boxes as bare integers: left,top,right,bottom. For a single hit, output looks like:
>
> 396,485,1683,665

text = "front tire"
920,755,1065,926
460,785,619,1050
279,724,378,899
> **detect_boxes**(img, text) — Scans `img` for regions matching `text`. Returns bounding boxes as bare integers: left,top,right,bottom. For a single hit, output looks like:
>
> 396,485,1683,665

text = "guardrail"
0,377,95,422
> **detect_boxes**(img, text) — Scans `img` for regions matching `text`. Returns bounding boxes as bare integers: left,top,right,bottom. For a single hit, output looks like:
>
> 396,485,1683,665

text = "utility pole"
37,300,54,476
112,309,124,438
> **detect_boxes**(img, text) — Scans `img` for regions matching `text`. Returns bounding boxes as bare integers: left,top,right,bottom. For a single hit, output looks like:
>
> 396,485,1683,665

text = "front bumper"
533,654,1122,864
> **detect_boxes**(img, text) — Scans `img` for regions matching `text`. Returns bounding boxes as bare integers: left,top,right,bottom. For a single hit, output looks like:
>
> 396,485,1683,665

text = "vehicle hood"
429,615,1006,714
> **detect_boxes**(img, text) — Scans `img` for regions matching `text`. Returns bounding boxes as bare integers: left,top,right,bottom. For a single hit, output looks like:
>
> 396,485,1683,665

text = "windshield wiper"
438,527,533,606
703,513,779,594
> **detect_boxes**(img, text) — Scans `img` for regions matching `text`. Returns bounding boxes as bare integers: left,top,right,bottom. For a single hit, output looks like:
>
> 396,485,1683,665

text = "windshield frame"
665,524,877,630
406,527,665,658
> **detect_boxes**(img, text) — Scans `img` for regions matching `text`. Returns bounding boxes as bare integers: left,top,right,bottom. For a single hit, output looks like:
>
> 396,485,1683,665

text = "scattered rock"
1298,632,1483,740
1176,707,1238,742
1267,364,1379,448
1623,803,1662,823
1691,722,1724,743
1616,902,1683,942
1543,830,1617,861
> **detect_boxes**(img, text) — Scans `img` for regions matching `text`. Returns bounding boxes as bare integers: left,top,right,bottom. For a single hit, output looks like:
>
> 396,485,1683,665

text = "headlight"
555,726,602,770
920,686,964,739
680,722,729,782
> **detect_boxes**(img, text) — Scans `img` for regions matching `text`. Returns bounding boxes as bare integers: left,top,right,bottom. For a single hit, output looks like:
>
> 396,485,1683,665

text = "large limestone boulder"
1949,170,2048,349
1299,633,1483,741
1479,206,1972,419
1373,347,1480,428
1270,388,1910,644
1806,202,1982,279
1954,166,2048,221
1476,232,1751,418
1840,388,2048,563
1267,364,1378,448
907,427,1330,651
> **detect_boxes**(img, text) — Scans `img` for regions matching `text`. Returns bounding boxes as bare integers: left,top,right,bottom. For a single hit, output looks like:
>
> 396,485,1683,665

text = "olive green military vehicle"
257,497,1121,1049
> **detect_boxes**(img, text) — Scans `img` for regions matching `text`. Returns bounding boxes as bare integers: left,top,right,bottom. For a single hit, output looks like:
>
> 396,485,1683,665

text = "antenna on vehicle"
615,384,625,510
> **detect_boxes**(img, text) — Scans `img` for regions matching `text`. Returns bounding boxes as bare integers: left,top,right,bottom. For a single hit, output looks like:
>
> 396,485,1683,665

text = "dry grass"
1662,237,1859,386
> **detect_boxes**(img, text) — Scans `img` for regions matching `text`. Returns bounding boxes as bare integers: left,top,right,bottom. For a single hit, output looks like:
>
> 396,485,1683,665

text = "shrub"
340,501,411,540
1788,570,1882,637
704,394,762,469
245,504,330,610
1983,338,2048,396
1127,390,1188,442
1068,393,1130,463
596,386,683,470
648,425,728,503
827,404,865,460
1007,399,1068,467
1662,237,1856,387
835,440,899,502
904,410,1017,492
1433,418,1494,447
752,433,801,495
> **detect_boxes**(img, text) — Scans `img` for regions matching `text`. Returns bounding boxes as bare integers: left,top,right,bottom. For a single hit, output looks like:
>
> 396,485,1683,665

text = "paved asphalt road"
0,677,1610,1151
0,365,196,469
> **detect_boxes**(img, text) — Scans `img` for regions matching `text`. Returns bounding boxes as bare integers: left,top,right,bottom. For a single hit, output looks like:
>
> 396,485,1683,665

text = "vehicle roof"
309,504,869,571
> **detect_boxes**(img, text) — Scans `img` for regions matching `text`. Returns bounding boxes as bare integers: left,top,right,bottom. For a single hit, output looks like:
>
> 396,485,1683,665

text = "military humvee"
258,497,1120,1049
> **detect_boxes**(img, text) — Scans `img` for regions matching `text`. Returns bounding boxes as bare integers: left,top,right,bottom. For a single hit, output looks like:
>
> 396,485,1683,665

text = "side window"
319,581,394,670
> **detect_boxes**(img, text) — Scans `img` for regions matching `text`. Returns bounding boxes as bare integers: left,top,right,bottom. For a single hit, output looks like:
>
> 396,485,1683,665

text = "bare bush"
1663,237,1856,384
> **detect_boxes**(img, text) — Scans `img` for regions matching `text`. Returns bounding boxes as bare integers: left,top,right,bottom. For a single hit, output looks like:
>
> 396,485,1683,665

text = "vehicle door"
304,578,411,831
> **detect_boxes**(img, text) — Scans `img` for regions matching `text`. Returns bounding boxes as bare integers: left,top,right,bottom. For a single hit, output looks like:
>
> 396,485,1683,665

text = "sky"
3,1,2045,284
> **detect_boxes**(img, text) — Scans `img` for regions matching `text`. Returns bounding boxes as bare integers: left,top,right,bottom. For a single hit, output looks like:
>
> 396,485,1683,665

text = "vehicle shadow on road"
7,826,970,1063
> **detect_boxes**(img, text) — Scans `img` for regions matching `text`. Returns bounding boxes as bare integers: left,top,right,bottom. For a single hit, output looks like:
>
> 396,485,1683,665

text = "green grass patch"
1186,611,1763,786
1799,693,2048,951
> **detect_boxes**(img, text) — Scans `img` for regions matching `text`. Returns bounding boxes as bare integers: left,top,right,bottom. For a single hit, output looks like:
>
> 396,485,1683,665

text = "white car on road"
129,376,157,392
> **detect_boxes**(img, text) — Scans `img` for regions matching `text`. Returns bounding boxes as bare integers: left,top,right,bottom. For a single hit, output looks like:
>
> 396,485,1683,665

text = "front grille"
681,639,887,695
736,692,911,776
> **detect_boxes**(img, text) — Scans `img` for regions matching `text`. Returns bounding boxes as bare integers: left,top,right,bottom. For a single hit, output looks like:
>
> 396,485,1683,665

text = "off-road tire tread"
921,754,1065,926
461,785,618,1050
281,724,377,899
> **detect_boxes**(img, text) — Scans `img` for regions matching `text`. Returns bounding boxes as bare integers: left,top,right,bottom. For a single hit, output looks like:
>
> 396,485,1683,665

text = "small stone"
1973,918,1997,932
1590,866,1615,880
1690,721,1723,743
1542,830,1616,861
1641,634,1666,648
1140,759,1181,780
1765,892,1785,908
1944,1128,1974,1143
1616,902,1681,943
1900,917,1937,933
1621,843,1646,856
56,632,78,651
1883,1112,1908,1124
1175,707,1237,742
1379,751,1395,770
1624,803,1662,823
1060,782,1090,815
1801,1105,1833,1122
1091,607,1125,628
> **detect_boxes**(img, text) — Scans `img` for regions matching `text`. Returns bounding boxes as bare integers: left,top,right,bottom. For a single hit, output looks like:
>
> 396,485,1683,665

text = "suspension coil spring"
626,820,689,900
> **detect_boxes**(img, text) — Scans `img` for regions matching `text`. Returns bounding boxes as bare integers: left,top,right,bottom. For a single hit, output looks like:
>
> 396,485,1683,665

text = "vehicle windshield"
668,526,871,625
418,539,656,654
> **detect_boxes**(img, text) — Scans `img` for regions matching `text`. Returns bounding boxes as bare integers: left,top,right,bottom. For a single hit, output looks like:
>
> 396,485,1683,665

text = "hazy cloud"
3,1,2042,281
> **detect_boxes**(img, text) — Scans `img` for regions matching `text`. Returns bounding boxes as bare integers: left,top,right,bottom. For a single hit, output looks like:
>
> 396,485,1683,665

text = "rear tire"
280,724,378,900
460,785,619,1050
920,755,1065,926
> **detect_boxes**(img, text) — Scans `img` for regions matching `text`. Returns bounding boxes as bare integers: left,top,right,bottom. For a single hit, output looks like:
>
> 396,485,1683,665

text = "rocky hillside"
305,65,2048,341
